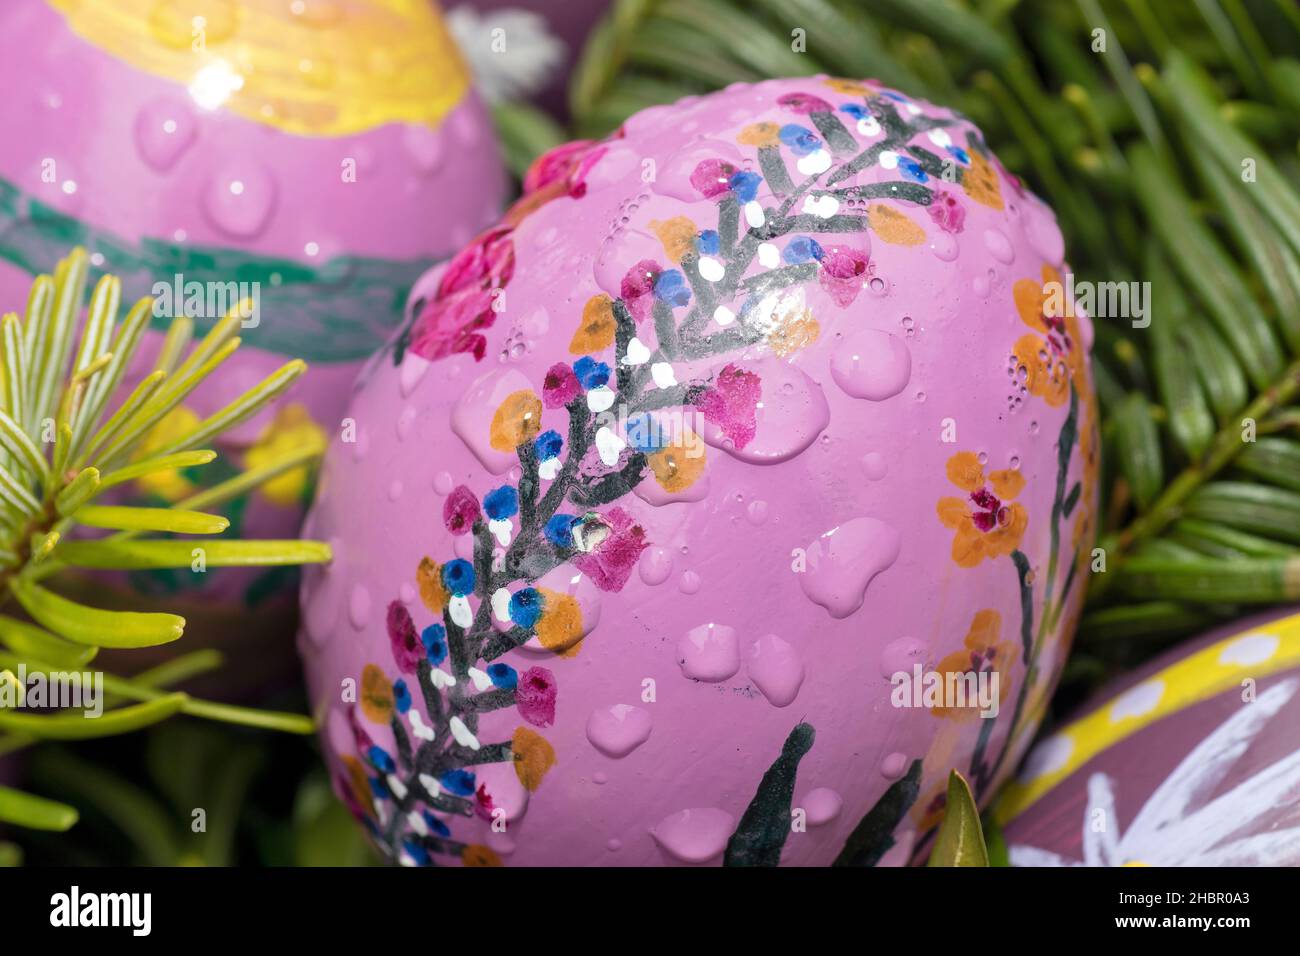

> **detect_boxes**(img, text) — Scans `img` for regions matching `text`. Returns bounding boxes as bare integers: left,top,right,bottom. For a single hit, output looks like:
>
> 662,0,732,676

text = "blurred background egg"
999,606,1300,866
0,0,505,682
299,76,1098,866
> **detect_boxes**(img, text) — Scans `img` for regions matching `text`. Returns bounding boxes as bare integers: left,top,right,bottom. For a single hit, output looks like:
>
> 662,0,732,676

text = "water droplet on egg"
638,546,674,586
585,704,653,758
929,231,959,261
798,517,901,619
451,368,535,474
134,98,197,171
830,329,911,401
803,788,843,825
983,228,1015,264
348,584,371,630
654,138,746,202
678,623,739,682
881,752,910,779
651,808,734,864
746,500,769,525
746,633,804,706
861,452,887,480
433,471,454,495
203,161,276,238
700,357,829,465
402,123,445,175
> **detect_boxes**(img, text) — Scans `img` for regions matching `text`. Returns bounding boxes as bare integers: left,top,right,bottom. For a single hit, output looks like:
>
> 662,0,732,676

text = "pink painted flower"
542,362,581,408
690,159,738,200
817,245,870,307
410,225,516,362
386,601,424,674
516,665,558,727
571,506,649,592
523,139,609,199
621,259,662,324
346,704,373,752
696,363,761,449
927,190,967,233
474,783,496,822
778,92,833,115
443,485,481,536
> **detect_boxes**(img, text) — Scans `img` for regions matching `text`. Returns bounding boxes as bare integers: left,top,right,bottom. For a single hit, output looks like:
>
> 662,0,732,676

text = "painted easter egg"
0,0,505,613
998,606,1300,866
300,76,1099,866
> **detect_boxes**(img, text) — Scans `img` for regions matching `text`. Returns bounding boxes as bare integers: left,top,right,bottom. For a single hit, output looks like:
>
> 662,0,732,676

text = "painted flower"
461,844,504,867
621,259,662,324
817,245,870,307
649,216,697,264
778,92,833,115
570,506,648,592
824,77,871,96
417,556,449,613
421,622,448,664
936,451,1029,567
443,485,481,536
765,303,820,358
532,587,585,657
696,362,761,449
346,704,374,752
512,725,557,791
542,363,581,408
360,664,394,723
653,269,691,308
1011,680,1300,866
515,665,558,727
570,294,617,353
489,388,543,452
132,406,202,501
779,124,822,156
867,204,926,246
929,609,1018,721
646,425,707,493
387,601,423,674
962,150,1003,210
244,403,326,506
737,121,781,147
522,138,608,200
487,662,517,689
1012,265,1084,408
926,190,967,234
410,225,516,362
507,587,543,629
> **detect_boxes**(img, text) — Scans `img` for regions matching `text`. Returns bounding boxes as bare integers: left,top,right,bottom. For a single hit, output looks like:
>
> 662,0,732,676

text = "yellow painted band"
45,0,469,137
995,611,1300,824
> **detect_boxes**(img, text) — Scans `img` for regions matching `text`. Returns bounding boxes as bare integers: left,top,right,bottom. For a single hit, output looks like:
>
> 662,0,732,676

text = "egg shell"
300,76,1099,866
0,0,505,612
999,606,1300,867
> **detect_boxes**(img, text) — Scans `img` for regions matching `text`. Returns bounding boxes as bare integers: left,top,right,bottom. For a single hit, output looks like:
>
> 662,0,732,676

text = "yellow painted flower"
962,151,1003,209
738,121,781,147
417,556,448,613
489,389,543,452
930,609,1019,721
936,451,1029,567
824,77,871,96
244,402,327,506
867,204,926,245
133,405,202,501
1012,265,1084,408
766,304,820,357
650,216,697,263
569,294,617,353
512,725,557,791
360,663,395,724
533,587,585,657
461,844,504,867
647,424,707,493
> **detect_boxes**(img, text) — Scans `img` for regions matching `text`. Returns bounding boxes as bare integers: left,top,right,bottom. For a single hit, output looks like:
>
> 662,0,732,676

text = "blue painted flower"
573,355,611,389
783,236,824,264
402,840,430,865
697,230,721,256
883,90,910,104
779,124,821,156
624,412,665,453
898,156,928,183
368,776,389,799
393,678,412,714
441,559,475,597
534,429,563,460
421,623,448,664
487,662,518,690
483,485,519,520
948,145,970,165
440,769,476,796
368,745,395,775
652,269,691,307
839,103,870,121
544,513,577,548
422,811,451,838
508,587,543,629
727,170,762,204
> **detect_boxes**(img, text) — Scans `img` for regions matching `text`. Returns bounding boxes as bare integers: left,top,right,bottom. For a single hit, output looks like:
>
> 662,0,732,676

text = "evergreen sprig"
0,248,332,831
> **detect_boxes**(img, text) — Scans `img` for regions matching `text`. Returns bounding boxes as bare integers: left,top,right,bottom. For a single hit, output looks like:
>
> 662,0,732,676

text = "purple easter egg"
999,606,1300,866
300,77,1099,866
0,0,505,612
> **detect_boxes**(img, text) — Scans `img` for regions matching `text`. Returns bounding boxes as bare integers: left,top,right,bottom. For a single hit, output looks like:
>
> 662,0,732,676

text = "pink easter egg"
999,606,1300,866
300,76,1099,866
0,0,505,616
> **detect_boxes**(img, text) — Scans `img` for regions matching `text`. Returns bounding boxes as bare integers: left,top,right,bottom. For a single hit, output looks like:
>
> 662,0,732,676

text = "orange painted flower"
646,425,707,492
962,151,1003,209
738,121,781,147
649,216,697,263
489,389,543,452
533,587,585,657
360,663,395,724
766,304,820,357
570,294,617,353
824,77,871,96
930,609,1018,721
867,203,925,245
417,556,448,613
936,451,1028,567
461,844,504,867
1012,265,1084,408
512,725,557,791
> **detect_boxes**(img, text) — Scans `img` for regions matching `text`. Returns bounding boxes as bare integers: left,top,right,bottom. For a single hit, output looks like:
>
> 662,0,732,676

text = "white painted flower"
698,256,726,282
538,457,560,480
587,385,615,412
757,242,781,269
488,517,512,547
468,666,493,691
650,362,677,388
744,200,766,228
856,116,881,137
491,587,512,623
713,305,736,327
1010,679,1300,866
408,709,436,741
796,149,832,176
449,715,481,751
802,194,839,219
622,336,651,365
595,425,627,466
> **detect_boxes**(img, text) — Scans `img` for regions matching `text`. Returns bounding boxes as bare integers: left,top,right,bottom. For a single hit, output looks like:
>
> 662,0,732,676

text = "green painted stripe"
0,176,435,363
